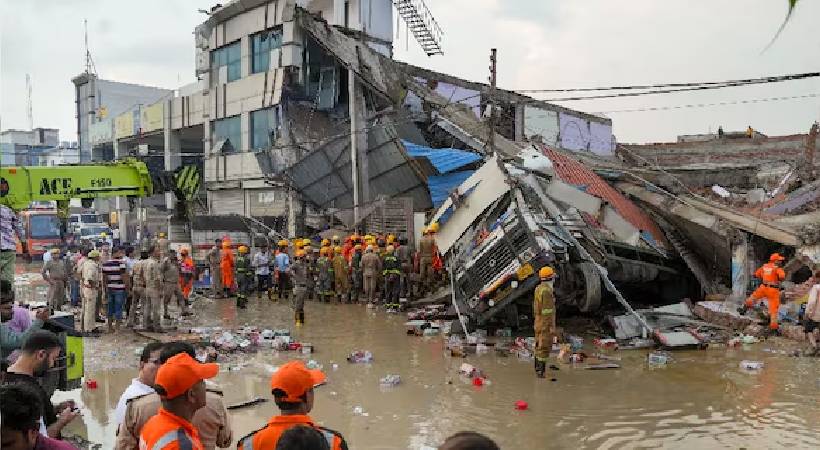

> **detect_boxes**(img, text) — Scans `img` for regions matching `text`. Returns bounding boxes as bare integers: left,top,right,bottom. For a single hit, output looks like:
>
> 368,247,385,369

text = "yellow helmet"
238,245,249,254
321,238,330,247
354,244,362,251
332,235,340,242
159,232,166,238
334,246,342,254
429,222,439,233
100,232,107,237
539,266,555,279
295,249,306,258
278,239,289,247
386,245,395,253
302,238,312,247
387,234,396,243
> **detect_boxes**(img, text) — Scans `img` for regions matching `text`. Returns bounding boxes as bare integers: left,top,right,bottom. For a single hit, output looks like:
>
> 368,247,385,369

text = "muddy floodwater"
47,291,820,449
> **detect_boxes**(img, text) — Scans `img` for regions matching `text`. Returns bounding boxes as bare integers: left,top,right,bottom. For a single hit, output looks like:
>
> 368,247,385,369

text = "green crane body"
0,159,154,214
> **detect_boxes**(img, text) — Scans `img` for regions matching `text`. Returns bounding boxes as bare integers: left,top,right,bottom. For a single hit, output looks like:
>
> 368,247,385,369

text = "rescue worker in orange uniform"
741,253,787,332
138,352,219,450
220,241,235,298
238,360,348,450
179,248,195,304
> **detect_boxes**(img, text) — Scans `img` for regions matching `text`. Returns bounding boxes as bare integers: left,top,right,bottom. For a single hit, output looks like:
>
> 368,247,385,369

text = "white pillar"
730,232,750,304
113,138,129,242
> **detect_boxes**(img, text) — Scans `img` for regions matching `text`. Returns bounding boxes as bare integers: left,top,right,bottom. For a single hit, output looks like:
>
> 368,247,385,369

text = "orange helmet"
769,253,785,262
295,250,306,258
321,238,330,247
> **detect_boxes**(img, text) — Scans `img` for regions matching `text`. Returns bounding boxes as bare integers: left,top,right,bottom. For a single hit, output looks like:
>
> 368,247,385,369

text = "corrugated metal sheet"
286,119,432,211
402,140,481,174
428,171,475,208
539,145,667,247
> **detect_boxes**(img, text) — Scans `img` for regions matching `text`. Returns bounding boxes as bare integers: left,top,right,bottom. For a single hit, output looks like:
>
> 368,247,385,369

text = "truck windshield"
29,215,62,238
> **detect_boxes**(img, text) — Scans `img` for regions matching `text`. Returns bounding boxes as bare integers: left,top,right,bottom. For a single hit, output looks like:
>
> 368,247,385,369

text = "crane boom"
0,159,154,212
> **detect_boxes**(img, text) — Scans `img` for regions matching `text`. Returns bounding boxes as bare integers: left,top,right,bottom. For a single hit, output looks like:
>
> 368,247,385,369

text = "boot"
299,311,305,326
295,311,302,327
535,359,546,378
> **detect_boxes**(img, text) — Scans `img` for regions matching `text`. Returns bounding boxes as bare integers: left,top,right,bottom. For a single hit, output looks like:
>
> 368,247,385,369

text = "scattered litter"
380,374,401,386
740,360,764,371
647,351,672,366
226,397,267,410
332,363,339,371
741,335,759,345
568,353,585,364
495,328,512,337
583,363,620,370
592,353,621,361
459,363,484,378
593,338,619,350
306,360,322,370
352,406,369,416
476,343,489,354
347,350,374,363
514,400,528,411
85,380,98,389
301,343,313,354
567,335,584,352
472,377,484,386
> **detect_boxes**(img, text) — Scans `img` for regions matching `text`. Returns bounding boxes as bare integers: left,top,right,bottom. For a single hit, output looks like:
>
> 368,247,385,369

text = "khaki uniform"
418,235,437,294
533,281,556,362
143,257,162,330
361,252,381,303
127,259,147,327
155,237,170,256
332,254,349,300
42,258,68,311
80,259,101,332
160,256,183,318
207,246,222,297
396,245,413,298
116,390,232,450
291,259,308,323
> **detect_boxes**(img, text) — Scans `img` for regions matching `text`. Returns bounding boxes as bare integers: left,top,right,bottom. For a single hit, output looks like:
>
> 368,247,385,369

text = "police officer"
533,266,557,378
361,245,381,304
418,224,439,296
291,250,308,326
235,245,251,309
160,249,183,320
305,245,317,302
155,232,170,257
207,239,223,298
396,236,413,300
126,251,149,328
382,245,401,311
316,247,332,303
332,246,349,303
350,244,363,303
42,248,67,312
80,250,101,332
143,245,163,332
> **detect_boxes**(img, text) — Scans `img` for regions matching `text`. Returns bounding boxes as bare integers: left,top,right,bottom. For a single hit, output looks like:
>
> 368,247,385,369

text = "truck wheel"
576,262,601,312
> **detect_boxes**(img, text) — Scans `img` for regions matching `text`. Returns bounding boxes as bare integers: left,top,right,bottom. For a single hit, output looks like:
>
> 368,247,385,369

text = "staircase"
653,214,720,295
393,0,444,56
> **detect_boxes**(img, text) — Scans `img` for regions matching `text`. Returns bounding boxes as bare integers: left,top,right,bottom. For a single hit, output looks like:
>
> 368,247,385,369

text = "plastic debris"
568,353,585,364
740,360,764,371
379,374,401,386
741,335,759,345
567,335,584,352
514,400,528,411
332,363,339,371
301,343,313,354
647,351,672,366
593,338,619,350
472,377,484,386
459,363,480,378
352,406,369,416
306,360,322,370
347,350,374,363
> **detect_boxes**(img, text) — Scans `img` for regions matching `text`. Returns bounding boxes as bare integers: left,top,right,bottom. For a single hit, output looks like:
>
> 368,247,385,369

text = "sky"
1,0,819,144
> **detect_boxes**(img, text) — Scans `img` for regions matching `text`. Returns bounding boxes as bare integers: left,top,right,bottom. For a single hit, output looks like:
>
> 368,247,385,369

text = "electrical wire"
594,92,820,114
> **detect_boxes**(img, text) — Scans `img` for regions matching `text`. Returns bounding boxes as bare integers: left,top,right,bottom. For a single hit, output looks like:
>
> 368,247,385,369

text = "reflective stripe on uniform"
240,435,255,450
320,430,334,448
150,428,194,450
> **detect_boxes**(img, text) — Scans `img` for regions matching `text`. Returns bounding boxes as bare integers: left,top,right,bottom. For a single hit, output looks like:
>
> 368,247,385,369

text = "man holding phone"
1,279,49,360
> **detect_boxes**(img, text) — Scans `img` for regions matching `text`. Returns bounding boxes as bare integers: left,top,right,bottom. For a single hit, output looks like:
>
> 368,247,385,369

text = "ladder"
393,0,444,56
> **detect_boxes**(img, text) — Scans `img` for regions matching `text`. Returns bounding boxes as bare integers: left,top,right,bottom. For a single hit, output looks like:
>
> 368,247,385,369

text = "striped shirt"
102,258,127,290
0,205,21,251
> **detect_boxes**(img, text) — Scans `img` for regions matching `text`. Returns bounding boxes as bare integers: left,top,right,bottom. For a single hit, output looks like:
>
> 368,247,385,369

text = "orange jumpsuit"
745,262,785,330
179,255,195,299
221,246,235,292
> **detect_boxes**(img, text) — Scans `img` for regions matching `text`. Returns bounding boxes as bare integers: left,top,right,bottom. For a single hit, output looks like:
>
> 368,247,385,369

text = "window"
250,108,279,150
29,215,61,238
212,116,241,153
210,41,241,83
251,28,283,73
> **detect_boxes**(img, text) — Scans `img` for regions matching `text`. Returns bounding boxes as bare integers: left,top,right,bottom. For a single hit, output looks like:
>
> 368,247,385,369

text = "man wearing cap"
382,245,401,311
143,245,164,332
361,246,381,304
42,248,68,312
418,225,438,296
331,246,349,303
533,266,557,378
238,361,348,450
741,253,787,332
349,244,363,303
80,250,101,332
117,343,232,450
235,246,251,309
290,250,308,326
207,239,223,299
396,236,413,300
138,352,217,450
155,232,170,257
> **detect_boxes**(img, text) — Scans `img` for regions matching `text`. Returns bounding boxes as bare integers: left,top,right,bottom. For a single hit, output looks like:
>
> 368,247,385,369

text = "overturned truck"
433,147,695,331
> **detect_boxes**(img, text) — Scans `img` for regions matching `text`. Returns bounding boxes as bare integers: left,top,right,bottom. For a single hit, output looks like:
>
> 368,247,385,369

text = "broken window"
250,107,279,151
251,27,283,74
211,115,241,153
210,41,241,83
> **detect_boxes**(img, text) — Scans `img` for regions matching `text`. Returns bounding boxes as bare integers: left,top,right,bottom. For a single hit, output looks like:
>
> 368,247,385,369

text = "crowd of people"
0,329,500,450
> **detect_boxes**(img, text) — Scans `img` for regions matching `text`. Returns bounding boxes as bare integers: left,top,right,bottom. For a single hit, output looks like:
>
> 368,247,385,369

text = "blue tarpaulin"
402,140,481,174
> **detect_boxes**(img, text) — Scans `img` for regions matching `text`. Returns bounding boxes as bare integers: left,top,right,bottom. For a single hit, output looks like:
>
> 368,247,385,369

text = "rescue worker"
137,353,219,450
117,342,233,450
291,250,308,326
220,241,235,298
42,248,67,312
396,236,413,300
155,232,170,257
80,250,101,333
235,245,251,309
350,244,363,302
143,245,163,332
179,248,195,304
274,240,291,301
305,245,317,302
316,248,332,303
741,253,787,332
342,236,354,261
126,251,149,328
361,245,381,304
533,266,557,378
331,235,341,248
207,239,223,298
237,360,348,450
161,249,185,320
418,224,439,296
332,246,349,303
382,245,401,311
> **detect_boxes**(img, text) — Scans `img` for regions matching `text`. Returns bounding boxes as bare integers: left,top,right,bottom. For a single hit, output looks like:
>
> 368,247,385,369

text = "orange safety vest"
139,407,204,450
754,263,785,286
237,414,347,450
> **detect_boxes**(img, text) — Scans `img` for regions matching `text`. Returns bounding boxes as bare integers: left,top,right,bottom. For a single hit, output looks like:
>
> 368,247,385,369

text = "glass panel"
213,116,241,153
227,61,241,82
29,215,62,238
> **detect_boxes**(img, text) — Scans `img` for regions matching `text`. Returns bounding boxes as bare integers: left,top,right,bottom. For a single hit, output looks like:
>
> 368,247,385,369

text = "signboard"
141,102,164,132
114,108,141,139
89,120,113,145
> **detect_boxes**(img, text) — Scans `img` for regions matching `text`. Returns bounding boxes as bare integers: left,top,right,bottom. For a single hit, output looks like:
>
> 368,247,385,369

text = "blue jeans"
107,290,126,319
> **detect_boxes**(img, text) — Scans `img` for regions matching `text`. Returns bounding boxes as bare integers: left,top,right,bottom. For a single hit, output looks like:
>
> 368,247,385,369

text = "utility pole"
26,74,33,131
349,69,360,231
487,48,497,155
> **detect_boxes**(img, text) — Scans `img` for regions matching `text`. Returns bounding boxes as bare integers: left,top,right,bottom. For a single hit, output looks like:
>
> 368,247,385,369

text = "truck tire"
576,262,601,312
